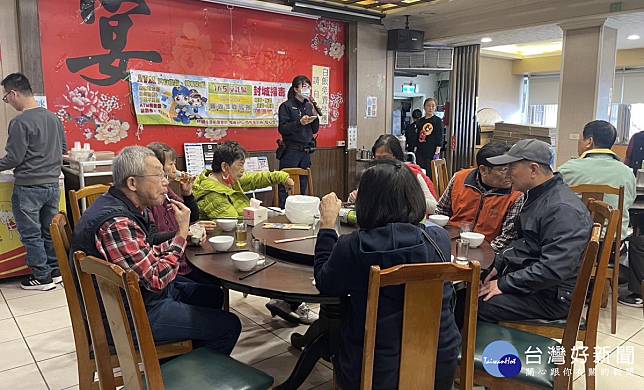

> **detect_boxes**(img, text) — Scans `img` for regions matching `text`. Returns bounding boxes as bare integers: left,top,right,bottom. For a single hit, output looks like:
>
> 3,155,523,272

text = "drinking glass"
455,239,469,265
235,222,247,248
251,238,267,266
311,215,321,235
460,223,472,233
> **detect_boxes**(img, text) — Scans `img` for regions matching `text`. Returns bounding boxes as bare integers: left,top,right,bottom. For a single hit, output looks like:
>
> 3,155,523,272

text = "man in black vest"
70,146,241,354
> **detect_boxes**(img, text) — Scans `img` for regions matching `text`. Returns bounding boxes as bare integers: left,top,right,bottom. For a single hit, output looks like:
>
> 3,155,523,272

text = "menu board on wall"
131,70,290,128
183,143,271,192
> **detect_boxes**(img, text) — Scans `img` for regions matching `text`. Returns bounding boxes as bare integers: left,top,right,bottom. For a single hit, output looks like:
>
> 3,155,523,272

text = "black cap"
486,139,552,165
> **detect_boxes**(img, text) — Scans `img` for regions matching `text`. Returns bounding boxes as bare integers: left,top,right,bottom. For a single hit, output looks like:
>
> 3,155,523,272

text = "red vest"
448,168,522,242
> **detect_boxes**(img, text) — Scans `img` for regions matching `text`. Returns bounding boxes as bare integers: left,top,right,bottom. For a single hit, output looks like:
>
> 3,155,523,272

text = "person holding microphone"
276,75,321,208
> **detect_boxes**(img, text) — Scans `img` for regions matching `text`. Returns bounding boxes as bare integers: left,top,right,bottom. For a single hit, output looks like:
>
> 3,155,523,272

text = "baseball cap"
486,139,552,165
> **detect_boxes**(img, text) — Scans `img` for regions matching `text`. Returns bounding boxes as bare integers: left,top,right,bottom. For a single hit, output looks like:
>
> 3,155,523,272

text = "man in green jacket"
559,120,638,307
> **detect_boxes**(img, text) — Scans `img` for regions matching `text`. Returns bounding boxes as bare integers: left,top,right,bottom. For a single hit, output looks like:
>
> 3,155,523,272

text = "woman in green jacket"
193,141,294,219
193,141,318,325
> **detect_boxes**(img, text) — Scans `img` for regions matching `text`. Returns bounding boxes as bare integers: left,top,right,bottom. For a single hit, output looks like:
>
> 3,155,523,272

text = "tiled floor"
0,278,332,390
0,277,643,389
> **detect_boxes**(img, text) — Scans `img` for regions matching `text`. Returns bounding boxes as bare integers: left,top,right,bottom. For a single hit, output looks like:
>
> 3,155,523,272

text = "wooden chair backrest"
272,167,314,206
569,184,624,244
69,184,110,225
555,223,602,389
361,261,481,390
73,252,165,390
431,159,449,198
50,214,93,370
584,201,620,319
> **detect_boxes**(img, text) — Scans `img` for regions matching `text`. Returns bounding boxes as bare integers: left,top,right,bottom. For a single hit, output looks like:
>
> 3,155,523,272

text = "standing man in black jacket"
477,139,592,322
277,75,320,208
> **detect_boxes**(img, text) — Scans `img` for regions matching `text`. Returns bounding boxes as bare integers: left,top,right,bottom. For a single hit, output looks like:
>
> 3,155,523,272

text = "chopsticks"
239,260,276,280
273,235,317,244
194,252,218,256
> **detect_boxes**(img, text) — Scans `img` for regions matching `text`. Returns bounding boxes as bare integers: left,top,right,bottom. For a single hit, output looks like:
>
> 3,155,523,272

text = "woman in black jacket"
277,75,320,207
314,160,460,390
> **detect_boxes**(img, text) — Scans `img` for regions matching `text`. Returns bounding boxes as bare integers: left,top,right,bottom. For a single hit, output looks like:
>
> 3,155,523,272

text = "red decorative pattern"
38,0,346,153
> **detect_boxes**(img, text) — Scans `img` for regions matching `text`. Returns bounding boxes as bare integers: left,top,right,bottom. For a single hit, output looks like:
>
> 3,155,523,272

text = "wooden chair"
471,223,601,390
50,213,192,390
361,261,481,390
69,184,110,225
72,252,273,390
272,167,314,206
431,159,450,198
570,184,625,335
499,200,618,390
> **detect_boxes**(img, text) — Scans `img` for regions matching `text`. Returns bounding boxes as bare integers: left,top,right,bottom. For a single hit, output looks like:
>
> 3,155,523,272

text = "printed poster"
366,96,377,118
311,65,330,125
130,70,290,128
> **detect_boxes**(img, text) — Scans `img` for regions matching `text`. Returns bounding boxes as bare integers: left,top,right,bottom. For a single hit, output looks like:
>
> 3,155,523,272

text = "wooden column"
17,0,44,94
0,0,21,150
449,45,480,172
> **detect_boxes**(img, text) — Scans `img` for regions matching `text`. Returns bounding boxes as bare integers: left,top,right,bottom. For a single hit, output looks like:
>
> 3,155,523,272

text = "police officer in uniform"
276,75,320,208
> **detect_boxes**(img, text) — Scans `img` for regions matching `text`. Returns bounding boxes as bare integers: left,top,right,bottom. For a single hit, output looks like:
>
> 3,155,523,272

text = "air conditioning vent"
395,47,453,71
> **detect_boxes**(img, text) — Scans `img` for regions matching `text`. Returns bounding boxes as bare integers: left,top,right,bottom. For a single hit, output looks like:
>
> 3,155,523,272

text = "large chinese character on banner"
38,1,345,153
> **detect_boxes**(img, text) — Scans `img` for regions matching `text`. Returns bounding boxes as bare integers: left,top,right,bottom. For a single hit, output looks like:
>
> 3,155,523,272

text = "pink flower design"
97,110,110,124
63,84,99,117
328,42,345,60
329,92,344,123
311,20,344,60
94,120,130,144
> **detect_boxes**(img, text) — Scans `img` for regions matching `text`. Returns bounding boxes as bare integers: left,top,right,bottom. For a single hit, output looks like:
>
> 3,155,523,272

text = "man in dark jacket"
478,139,592,322
70,146,241,353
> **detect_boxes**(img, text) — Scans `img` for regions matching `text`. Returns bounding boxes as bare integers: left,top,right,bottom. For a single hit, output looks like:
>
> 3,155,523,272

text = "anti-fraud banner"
311,65,330,126
130,70,290,128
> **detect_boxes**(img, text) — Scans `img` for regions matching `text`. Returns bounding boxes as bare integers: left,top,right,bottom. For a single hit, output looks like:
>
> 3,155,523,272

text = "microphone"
307,99,322,116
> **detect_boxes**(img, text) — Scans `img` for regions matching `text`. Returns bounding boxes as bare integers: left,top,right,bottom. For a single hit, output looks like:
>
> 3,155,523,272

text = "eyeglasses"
134,173,169,181
2,90,13,103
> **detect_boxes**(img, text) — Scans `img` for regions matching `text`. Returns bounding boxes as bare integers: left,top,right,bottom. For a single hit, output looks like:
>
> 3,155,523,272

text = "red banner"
38,0,346,153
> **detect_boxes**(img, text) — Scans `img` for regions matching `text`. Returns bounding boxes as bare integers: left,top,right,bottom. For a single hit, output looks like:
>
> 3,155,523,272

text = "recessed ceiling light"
481,37,492,43
627,34,641,40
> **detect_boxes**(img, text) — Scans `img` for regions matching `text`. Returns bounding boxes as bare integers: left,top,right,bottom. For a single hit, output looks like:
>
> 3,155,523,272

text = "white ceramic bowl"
209,235,234,252
460,232,485,248
216,219,237,232
428,214,449,227
231,252,259,271
285,195,320,224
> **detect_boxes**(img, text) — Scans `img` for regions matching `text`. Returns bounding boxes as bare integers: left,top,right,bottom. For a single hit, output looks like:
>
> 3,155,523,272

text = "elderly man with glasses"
1,73,67,290
70,146,241,354
435,141,524,252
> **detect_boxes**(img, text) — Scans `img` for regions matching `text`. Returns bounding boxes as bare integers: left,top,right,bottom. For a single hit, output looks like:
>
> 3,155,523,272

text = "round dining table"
187,217,495,390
